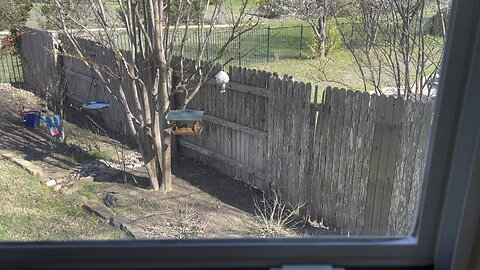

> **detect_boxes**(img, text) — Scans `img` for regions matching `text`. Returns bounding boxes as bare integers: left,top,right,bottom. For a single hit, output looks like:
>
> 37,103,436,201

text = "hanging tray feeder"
82,101,111,110
166,109,204,136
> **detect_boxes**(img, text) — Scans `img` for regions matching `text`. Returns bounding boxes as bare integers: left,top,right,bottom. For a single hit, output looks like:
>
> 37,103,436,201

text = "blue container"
24,111,41,129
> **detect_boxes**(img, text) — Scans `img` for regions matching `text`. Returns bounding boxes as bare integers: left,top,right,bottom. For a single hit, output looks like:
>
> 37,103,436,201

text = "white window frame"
1,0,479,269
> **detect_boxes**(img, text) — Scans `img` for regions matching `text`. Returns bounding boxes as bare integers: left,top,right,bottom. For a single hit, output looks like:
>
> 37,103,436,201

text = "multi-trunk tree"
336,0,448,98
265,0,340,58
49,0,258,191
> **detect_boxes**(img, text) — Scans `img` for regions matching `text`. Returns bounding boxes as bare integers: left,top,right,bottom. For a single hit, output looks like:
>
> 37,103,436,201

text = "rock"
103,193,118,207
46,179,57,187
53,184,62,192
109,215,130,229
95,173,111,181
109,216,142,239
83,201,116,220
77,176,94,183
69,194,88,206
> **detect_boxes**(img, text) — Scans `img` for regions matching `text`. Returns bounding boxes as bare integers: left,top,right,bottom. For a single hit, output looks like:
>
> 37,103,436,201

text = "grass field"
0,158,126,241
248,50,373,99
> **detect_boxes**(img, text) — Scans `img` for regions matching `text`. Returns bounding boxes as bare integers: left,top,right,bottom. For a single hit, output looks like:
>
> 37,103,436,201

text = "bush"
1,28,23,57
307,23,343,58
0,0,32,31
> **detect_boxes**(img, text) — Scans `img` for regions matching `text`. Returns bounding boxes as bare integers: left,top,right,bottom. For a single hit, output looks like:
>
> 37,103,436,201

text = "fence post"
267,26,271,62
300,25,304,58
238,32,242,67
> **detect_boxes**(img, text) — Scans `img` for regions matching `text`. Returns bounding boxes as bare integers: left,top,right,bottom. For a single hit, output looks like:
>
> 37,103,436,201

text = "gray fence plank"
365,94,385,232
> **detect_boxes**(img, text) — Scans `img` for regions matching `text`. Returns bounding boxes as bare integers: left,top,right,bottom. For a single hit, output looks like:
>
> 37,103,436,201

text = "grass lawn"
249,50,379,100
0,157,126,241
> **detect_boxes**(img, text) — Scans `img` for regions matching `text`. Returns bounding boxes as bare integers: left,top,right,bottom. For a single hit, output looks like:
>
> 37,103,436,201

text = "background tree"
0,0,32,31
336,0,446,98
37,0,111,30
48,0,258,191
265,0,340,58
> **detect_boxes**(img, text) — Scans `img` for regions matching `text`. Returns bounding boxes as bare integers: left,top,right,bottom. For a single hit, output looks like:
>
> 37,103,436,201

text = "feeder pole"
267,26,271,62
300,25,304,58
238,32,242,67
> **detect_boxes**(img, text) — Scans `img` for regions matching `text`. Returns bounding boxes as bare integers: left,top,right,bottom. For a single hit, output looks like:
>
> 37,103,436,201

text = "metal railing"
113,25,312,66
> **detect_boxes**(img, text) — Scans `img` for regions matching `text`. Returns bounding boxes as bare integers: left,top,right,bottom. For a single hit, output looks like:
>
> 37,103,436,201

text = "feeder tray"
82,101,110,110
166,110,204,136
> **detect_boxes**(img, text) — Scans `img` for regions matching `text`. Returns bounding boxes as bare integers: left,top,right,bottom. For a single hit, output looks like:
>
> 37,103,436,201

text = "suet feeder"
215,71,230,93
166,109,204,136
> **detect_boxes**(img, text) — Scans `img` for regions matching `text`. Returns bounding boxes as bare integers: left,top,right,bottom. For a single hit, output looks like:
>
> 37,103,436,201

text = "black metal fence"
0,25,312,84
114,25,313,66
172,25,313,66
0,53,23,83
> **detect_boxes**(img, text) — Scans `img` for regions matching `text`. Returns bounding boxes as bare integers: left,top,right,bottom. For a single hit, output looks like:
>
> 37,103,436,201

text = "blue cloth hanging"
41,115,62,137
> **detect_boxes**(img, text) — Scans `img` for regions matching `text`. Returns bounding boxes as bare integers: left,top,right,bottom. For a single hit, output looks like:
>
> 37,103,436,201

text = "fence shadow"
172,156,262,215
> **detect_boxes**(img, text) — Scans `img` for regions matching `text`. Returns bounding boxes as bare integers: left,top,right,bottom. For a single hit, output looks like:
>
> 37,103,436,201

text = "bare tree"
266,0,339,58
48,0,258,191
336,0,446,98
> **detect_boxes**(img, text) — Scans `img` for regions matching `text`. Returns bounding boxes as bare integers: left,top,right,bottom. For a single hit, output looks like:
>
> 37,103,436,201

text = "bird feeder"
166,109,204,136
215,71,230,93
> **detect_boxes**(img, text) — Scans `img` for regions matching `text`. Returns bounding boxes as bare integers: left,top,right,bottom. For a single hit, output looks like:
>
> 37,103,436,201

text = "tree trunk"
317,17,326,58
160,127,172,191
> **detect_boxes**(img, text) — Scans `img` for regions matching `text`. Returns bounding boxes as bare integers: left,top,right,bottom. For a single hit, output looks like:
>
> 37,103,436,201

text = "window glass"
0,0,452,240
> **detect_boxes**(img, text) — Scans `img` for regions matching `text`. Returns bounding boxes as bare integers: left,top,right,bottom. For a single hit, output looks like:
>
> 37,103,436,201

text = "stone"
83,201,116,220
53,184,62,192
65,194,88,206
94,173,111,181
46,179,57,187
106,201,145,240
109,215,130,230
103,193,118,207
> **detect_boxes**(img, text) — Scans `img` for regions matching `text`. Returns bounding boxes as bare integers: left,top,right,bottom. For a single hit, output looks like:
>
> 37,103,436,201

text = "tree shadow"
171,156,262,216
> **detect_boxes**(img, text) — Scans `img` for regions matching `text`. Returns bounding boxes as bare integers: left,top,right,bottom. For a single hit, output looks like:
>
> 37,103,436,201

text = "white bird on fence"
215,71,229,93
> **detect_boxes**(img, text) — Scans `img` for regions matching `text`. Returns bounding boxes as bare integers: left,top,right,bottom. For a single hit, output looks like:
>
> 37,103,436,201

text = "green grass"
78,182,103,202
64,122,122,164
0,157,126,241
249,50,373,100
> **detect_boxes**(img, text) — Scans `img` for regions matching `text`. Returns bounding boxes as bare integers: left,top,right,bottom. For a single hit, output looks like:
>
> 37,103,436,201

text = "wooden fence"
182,74,433,236
308,88,433,236
19,29,435,236
180,67,271,191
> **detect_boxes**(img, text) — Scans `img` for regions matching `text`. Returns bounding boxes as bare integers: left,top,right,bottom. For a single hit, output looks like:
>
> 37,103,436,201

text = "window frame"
1,0,479,268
